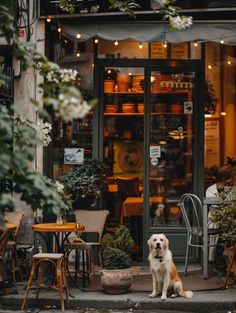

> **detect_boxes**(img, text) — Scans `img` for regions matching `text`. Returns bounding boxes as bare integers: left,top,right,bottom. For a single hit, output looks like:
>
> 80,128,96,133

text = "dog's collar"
155,255,163,262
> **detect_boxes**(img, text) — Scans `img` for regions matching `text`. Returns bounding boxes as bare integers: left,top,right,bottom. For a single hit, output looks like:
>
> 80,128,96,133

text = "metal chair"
179,193,220,275
4,211,24,285
64,209,109,289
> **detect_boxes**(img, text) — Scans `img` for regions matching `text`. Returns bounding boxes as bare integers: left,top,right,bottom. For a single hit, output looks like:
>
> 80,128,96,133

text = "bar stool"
21,253,69,311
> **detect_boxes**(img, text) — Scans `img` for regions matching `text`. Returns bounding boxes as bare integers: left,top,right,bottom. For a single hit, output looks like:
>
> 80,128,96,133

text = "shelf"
151,112,186,115
151,89,190,95
104,91,144,95
104,112,144,116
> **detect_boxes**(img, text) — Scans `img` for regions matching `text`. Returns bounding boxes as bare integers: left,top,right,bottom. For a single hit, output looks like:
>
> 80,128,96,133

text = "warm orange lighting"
107,69,111,74
205,114,212,118
114,40,119,46
46,17,51,23
193,41,198,47
227,60,232,65
76,52,80,58
94,38,99,44
76,33,81,39
163,41,167,48
220,37,224,44
128,72,132,76
208,64,212,70
57,27,62,33
221,111,226,116
138,42,143,49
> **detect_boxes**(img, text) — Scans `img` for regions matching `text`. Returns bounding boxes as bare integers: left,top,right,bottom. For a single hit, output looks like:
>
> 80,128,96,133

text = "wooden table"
120,196,164,224
32,222,85,253
4,223,17,232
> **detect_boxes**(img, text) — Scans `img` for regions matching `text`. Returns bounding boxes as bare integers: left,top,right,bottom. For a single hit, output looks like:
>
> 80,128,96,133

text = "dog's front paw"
161,295,167,301
149,292,157,298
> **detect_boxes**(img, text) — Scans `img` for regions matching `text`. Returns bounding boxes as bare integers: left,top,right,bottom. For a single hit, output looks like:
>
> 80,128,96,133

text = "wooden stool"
21,253,69,311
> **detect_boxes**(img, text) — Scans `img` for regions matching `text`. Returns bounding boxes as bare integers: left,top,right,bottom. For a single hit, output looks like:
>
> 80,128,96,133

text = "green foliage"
107,0,140,17
101,225,134,269
61,159,105,207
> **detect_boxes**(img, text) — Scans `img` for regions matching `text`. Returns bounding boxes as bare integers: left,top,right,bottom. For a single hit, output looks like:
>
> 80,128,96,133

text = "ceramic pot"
117,74,130,92
104,80,115,93
100,268,132,294
137,103,144,113
122,103,135,113
171,103,182,113
154,102,168,112
105,104,119,113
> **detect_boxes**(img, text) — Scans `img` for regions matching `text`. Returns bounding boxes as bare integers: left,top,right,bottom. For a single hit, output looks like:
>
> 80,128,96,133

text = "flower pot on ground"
100,225,134,294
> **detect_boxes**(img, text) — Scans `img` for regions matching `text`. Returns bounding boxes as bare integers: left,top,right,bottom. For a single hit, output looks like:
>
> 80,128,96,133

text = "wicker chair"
4,211,24,285
0,230,10,293
64,209,109,289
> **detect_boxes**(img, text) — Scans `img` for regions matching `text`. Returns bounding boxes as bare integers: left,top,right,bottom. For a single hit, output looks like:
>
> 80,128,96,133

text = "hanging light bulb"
163,41,167,48
227,60,232,65
46,17,51,23
221,112,226,116
76,33,82,39
138,42,143,49
114,40,119,46
193,41,198,47
220,37,224,44
94,37,99,44
57,27,62,33
76,51,80,58
208,64,212,70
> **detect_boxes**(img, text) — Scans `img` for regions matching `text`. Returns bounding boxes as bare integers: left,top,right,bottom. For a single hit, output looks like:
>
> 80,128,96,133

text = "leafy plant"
61,159,105,207
101,225,134,269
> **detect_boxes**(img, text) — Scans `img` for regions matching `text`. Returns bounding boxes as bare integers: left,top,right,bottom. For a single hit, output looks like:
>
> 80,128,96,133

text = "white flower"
169,15,193,30
37,121,52,146
56,181,64,193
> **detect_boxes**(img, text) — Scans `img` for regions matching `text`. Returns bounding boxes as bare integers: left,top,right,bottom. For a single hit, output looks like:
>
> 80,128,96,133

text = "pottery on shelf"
122,103,135,113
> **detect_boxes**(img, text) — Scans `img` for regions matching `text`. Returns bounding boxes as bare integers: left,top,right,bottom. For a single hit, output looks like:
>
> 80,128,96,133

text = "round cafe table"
32,222,85,253
4,223,17,231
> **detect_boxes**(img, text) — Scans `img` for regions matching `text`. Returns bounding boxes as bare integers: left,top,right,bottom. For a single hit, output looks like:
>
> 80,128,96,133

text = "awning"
61,22,236,45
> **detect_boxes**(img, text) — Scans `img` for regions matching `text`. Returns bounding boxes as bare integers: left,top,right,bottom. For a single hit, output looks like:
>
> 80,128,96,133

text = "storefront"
42,4,236,264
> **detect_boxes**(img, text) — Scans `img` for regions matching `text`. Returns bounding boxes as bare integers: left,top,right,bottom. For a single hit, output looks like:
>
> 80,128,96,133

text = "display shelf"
104,112,144,116
104,91,144,95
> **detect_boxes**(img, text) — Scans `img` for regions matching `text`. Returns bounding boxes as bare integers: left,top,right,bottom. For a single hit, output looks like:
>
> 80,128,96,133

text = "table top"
32,222,85,233
123,196,164,204
0,223,17,231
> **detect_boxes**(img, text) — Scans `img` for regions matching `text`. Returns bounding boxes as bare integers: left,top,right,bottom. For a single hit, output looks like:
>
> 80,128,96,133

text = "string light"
128,72,132,76
76,51,80,58
163,41,167,48
221,112,226,116
220,37,224,44
138,42,143,49
227,60,232,65
114,40,119,46
76,33,82,39
193,41,198,47
94,37,99,44
205,114,212,118
46,17,51,23
57,27,62,33
208,64,212,70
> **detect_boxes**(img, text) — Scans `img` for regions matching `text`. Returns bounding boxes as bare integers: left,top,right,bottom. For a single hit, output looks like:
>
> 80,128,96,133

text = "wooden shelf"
104,91,144,95
104,112,144,116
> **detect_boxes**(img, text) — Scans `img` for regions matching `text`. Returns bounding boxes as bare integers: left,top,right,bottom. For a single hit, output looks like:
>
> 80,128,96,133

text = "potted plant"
100,225,134,294
61,159,105,211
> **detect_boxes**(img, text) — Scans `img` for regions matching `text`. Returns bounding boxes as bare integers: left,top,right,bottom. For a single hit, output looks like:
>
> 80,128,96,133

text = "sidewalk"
0,266,235,312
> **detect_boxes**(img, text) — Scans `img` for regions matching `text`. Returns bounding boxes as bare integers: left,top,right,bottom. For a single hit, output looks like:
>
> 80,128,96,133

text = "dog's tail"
181,290,193,299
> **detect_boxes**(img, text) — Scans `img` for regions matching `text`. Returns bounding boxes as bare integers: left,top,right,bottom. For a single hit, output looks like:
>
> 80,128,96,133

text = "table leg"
203,203,208,279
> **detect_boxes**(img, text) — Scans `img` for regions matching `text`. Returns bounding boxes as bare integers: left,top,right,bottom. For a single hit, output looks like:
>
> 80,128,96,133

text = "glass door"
147,69,196,258
102,67,145,261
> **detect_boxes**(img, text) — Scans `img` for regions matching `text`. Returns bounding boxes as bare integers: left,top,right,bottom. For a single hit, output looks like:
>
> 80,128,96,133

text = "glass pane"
149,70,194,227
103,67,144,261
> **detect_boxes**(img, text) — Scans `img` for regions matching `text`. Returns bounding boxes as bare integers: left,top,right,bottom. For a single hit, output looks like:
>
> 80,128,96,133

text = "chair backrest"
116,177,140,200
0,230,10,257
179,193,203,233
4,211,24,238
74,210,109,243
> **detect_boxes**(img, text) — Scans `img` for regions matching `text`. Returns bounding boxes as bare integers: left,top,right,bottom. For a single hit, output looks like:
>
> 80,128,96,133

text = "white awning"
62,22,236,45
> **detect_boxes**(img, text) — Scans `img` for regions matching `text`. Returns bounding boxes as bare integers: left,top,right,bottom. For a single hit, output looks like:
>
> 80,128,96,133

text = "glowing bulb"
46,17,51,23
57,27,62,33
221,111,226,116
94,38,99,44
220,37,224,44
107,69,111,74
208,64,212,70
227,60,232,65
76,33,81,39
114,40,119,46
76,52,80,58
92,63,94,68
64,39,68,44
193,41,198,47
138,42,143,49
128,72,132,76
205,114,212,118
163,41,167,48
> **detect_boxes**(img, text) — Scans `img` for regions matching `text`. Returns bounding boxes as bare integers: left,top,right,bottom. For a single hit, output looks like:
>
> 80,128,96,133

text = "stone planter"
100,268,132,294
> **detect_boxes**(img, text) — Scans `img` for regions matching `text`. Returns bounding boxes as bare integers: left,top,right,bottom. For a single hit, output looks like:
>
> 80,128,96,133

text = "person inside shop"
205,166,232,271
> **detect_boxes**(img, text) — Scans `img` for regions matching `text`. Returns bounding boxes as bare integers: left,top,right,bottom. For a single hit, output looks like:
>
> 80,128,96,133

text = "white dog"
148,234,193,301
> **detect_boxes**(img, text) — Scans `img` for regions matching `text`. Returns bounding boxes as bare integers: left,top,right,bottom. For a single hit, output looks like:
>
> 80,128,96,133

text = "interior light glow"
205,114,212,118
114,40,119,46
221,112,226,116
46,17,51,23
208,64,212,70
76,52,80,58
193,41,198,47
220,37,224,44
76,33,82,39
138,42,143,49
227,60,232,65
163,41,167,48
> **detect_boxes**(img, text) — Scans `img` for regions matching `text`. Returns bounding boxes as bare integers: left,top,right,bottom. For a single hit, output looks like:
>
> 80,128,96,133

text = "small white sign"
64,148,84,164
151,158,159,166
184,101,193,114
150,146,161,158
